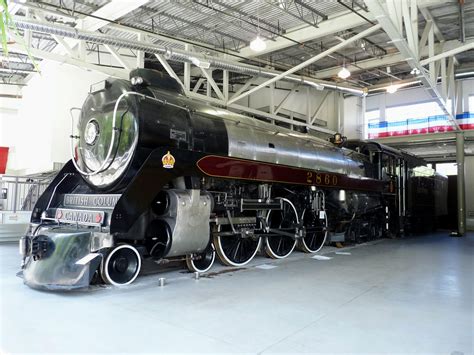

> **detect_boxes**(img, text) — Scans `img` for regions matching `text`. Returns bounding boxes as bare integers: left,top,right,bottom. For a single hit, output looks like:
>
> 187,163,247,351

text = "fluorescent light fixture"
386,84,399,94
250,35,266,52
337,66,351,79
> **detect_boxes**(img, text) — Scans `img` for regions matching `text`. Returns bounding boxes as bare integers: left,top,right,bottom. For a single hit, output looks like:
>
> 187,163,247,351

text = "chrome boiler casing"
74,70,369,191
223,117,365,176
159,189,212,257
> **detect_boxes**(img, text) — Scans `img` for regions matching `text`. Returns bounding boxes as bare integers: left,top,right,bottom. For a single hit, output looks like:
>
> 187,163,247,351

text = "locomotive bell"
330,132,346,146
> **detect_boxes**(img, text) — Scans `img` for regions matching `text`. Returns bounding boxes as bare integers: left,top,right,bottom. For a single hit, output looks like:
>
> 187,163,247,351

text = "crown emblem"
162,151,175,169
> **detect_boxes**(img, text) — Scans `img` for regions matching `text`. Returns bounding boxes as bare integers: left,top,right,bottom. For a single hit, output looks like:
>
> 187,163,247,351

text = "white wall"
8,62,107,175
366,78,474,116
0,84,23,173
342,96,365,139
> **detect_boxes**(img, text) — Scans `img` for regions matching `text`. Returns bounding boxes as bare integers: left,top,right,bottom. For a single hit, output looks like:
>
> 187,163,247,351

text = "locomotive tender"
19,69,444,290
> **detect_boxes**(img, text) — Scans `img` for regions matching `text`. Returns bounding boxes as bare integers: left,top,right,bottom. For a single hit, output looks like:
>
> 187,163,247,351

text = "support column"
270,83,275,125
184,44,191,93
206,70,213,97
456,132,466,236
136,33,145,68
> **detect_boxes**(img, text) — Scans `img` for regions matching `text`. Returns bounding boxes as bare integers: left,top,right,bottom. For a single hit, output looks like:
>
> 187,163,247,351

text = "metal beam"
418,7,446,43
419,5,460,65
105,44,132,71
365,0,459,130
418,20,432,59
238,12,372,59
274,84,300,114
187,91,335,135
136,33,145,68
230,103,335,134
222,69,229,101
192,78,205,93
200,68,225,101
13,17,365,96
227,24,381,105
22,1,221,52
46,1,150,59
310,91,330,125
9,42,127,78
314,37,470,78
36,12,76,57
155,54,185,91
184,44,191,92
230,77,258,101
420,41,474,65
307,88,314,126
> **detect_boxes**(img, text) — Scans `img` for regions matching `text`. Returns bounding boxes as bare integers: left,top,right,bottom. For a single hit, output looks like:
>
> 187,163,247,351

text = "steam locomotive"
19,69,447,290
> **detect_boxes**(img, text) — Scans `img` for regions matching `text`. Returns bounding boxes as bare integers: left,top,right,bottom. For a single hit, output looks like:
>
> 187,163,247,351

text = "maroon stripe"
197,155,385,192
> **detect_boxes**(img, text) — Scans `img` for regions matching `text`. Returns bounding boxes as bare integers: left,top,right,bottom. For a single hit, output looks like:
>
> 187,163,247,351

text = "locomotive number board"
55,208,105,226
197,155,384,192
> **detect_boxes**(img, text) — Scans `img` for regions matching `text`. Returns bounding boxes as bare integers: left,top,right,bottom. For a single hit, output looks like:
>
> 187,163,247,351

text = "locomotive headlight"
84,119,100,145
339,189,346,202
131,76,144,86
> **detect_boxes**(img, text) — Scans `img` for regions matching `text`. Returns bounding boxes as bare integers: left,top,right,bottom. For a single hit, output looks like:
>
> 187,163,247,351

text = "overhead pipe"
13,17,366,96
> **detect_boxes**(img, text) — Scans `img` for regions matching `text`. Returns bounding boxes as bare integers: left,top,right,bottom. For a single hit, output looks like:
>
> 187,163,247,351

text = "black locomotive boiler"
19,69,446,289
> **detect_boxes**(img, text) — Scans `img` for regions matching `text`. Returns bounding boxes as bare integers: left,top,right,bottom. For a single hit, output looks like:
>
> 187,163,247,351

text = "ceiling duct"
13,17,366,96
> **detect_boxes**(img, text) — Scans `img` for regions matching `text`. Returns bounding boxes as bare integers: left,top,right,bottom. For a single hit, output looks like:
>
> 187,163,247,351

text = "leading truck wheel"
186,243,216,273
101,245,142,286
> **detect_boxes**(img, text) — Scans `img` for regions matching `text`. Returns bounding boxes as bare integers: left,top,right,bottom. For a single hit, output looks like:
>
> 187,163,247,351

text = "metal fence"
0,175,52,212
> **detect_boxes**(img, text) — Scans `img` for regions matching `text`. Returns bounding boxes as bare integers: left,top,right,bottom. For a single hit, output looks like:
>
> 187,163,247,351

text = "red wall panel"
0,147,9,174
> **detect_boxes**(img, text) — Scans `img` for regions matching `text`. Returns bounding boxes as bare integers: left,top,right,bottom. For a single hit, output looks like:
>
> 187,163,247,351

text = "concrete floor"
1,232,473,354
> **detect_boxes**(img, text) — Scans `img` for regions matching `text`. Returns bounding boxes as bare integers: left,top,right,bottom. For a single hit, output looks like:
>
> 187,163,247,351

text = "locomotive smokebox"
75,78,140,190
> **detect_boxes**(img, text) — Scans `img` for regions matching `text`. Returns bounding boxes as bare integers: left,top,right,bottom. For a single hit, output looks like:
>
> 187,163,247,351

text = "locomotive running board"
240,198,283,211
213,216,257,225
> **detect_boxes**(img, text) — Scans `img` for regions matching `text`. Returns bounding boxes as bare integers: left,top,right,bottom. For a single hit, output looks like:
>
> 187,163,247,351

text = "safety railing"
0,175,52,212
